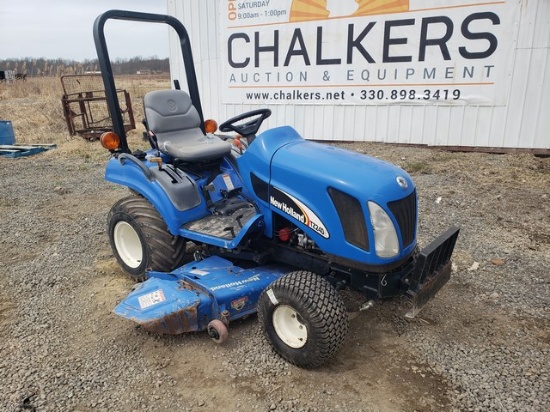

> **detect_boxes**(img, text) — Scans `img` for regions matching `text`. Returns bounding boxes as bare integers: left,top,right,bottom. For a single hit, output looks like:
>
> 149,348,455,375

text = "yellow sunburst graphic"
289,0,329,22
354,0,409,16
289,0,409,22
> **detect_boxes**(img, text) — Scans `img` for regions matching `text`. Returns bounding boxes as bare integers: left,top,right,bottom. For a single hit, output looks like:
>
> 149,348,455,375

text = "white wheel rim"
113,221,143,268
272,305,308,349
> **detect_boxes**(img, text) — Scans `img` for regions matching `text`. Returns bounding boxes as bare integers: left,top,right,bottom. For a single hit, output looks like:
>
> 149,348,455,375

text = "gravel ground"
0,141,548,412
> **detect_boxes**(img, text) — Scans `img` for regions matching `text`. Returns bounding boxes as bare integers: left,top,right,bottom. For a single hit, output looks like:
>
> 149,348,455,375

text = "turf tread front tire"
258,271,349,368
108,196,187,281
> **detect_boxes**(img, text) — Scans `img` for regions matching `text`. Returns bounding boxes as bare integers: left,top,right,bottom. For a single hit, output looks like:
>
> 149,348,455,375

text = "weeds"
0,75,168,152
405,161,433,174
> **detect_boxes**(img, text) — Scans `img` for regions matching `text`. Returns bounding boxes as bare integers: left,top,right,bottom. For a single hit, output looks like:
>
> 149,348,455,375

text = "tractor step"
184,202,256,240
180,198,263,249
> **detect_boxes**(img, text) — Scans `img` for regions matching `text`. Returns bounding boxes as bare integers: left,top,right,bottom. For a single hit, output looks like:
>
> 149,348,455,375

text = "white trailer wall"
167,0,550,151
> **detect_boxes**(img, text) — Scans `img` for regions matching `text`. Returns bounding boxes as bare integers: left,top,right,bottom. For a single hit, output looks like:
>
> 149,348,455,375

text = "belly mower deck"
114,256,288,336
114,227,460,339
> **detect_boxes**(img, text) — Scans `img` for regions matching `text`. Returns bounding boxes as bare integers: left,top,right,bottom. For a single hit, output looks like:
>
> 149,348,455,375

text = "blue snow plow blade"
114,256,287,334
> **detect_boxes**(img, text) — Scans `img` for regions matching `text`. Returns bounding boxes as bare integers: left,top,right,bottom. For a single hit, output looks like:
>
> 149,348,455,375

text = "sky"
0,0,170,61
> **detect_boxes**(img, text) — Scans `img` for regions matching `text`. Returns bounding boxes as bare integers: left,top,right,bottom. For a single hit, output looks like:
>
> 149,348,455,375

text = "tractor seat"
143,89,231,162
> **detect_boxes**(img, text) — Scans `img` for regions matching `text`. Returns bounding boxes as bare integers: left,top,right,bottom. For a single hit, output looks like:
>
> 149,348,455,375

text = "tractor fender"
105,155,206,235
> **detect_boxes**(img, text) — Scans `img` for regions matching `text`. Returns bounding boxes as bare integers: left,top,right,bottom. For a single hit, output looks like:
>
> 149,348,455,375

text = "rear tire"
108,196,187,281
258,271,349,368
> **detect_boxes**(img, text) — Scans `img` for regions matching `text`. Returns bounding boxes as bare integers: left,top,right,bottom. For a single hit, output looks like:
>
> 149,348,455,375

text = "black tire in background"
257,271,349,368
107,196,187,281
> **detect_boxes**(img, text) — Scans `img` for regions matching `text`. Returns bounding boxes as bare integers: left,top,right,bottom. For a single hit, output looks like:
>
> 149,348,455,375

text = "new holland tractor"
94,10,459,368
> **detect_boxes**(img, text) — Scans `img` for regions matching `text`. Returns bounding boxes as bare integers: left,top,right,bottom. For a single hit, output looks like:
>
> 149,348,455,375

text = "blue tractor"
94,10,459,368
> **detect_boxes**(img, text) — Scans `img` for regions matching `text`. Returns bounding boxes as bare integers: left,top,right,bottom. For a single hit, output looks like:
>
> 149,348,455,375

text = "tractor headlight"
368,201,399,258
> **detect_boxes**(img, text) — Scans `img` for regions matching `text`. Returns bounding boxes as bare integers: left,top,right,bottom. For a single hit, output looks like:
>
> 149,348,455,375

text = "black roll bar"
93,10,205,153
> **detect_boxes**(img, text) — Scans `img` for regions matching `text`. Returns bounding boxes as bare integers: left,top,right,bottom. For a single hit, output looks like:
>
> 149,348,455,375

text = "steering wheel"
219,109,272,138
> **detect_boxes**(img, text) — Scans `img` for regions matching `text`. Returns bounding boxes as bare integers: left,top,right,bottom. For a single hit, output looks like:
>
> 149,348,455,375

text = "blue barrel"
0,120,15,145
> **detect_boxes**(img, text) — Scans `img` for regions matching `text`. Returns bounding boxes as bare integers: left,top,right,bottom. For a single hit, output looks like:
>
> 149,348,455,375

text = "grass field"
0,75,171,152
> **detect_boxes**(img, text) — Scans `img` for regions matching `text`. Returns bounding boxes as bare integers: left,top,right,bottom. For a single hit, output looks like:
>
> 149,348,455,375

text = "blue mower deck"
114,256,288,335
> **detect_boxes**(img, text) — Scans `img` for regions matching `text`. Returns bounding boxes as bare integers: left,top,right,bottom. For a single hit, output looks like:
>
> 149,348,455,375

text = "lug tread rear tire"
258,271,349,368
108,196,187,281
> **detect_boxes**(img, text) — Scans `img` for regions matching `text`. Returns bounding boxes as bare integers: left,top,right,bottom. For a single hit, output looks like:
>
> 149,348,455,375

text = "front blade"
405,226,459,318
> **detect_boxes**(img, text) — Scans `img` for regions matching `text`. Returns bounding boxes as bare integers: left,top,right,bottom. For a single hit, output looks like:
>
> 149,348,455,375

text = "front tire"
108,196,187,281
258,271,349,368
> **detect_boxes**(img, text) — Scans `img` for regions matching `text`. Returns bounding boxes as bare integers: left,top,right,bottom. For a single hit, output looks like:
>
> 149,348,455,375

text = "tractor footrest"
184,203,257,240
405,226,460,318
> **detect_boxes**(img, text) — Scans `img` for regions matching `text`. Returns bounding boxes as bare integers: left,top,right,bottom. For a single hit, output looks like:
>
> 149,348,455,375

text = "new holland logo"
231,296,248,311
270,186,329,239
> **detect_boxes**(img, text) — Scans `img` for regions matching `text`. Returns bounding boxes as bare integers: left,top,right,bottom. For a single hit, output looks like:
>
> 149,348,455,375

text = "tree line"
0,57,170,77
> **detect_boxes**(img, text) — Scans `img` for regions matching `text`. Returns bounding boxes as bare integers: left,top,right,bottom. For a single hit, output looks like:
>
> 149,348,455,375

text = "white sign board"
221,0,517,105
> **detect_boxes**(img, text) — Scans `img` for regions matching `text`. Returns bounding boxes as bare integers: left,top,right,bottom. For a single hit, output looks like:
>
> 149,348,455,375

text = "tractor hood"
271,140,414,202
249,126,418,266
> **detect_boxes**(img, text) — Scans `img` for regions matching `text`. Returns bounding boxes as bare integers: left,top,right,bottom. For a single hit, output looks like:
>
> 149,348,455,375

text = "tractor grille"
388,190,417,248
328,188,369,251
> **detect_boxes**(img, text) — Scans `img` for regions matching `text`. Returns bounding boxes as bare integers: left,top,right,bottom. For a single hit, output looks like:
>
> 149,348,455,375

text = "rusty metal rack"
61,74,135,140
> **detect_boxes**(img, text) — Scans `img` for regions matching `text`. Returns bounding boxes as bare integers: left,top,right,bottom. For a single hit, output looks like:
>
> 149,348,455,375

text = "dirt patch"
0,296,16,336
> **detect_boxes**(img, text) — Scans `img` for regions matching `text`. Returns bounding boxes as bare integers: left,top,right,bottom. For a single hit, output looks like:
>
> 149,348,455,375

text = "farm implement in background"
61,74,135,141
